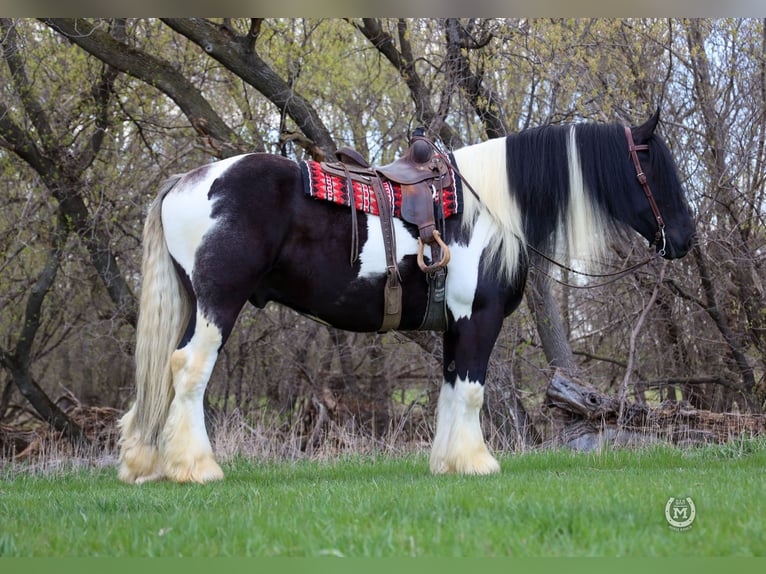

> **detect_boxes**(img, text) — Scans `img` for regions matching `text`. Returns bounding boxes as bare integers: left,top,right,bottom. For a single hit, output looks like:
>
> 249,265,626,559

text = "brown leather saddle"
320,129,452,332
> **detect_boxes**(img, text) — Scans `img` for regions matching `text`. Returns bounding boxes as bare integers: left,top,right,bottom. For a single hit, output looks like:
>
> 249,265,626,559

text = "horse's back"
167,152,305,226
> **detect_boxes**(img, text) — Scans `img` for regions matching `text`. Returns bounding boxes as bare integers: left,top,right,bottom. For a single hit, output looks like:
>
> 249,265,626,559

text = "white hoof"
430,448,500,475
162,452,224,484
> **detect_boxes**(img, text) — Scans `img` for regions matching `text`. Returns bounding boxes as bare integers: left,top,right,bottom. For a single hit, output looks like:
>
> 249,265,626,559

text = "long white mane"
451,137,525,283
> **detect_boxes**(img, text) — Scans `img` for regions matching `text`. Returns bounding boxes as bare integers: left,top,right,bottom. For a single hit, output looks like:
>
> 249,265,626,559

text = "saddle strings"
341,162,360,265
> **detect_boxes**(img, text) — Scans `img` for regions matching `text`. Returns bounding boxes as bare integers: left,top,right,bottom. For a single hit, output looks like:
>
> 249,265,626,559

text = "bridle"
625,126,666,257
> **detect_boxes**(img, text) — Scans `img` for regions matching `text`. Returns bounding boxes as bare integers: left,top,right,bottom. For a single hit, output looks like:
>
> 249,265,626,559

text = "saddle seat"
332,133,452,251
334,135,450,185
376,137,450,185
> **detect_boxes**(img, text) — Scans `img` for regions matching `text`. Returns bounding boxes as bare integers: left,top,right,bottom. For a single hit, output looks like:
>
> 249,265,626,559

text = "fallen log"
544,370,765,450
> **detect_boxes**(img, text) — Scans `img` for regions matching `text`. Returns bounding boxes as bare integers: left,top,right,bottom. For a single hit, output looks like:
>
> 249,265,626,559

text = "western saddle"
321,128,452,332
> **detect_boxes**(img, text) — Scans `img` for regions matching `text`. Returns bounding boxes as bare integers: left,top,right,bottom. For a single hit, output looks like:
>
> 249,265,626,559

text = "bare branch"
44,17,243,158
162,17,335,158
353,18,463,147
0,19,55,144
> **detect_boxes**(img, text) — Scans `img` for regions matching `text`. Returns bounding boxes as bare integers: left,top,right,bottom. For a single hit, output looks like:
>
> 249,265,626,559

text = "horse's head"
627,110,695,259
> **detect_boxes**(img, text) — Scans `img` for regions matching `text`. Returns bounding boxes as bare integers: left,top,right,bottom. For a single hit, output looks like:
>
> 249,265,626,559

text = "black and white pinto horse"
118,111,694,483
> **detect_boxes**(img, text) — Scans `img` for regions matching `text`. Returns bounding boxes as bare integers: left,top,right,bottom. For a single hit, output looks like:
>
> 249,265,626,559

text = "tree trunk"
0,18,131,436
0,211,88,444
526,272,577,374
684,19,763,411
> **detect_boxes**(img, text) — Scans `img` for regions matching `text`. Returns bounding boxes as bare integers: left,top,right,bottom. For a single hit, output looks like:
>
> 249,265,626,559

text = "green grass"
1,441,764,557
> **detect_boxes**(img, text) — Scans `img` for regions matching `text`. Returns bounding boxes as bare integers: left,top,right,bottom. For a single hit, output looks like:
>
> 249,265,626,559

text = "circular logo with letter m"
665,497,696,531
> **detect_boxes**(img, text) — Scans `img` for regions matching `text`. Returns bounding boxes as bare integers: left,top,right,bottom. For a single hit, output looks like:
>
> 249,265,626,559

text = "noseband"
625,126,666,256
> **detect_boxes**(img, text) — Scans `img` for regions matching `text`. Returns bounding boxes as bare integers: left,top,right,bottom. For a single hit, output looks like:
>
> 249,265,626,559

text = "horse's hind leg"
118,403,162,483
159,308,228,483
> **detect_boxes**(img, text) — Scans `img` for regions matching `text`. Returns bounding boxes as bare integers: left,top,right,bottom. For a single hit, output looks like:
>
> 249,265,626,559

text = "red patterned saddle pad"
300,159,462,219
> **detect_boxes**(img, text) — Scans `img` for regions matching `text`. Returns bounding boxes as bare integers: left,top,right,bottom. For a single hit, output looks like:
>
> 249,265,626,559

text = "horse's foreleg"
430,313,502,475
430,377,500,475
160,311,224,483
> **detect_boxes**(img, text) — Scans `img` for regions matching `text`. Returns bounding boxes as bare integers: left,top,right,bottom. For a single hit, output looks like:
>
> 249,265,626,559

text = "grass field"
1,440,764,557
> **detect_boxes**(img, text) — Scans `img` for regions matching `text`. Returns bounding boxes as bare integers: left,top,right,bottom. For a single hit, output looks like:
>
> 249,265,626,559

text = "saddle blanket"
300,159,463,219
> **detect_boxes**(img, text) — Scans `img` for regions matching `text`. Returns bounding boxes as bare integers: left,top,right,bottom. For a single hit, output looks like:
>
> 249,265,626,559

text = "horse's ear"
631,108,661,143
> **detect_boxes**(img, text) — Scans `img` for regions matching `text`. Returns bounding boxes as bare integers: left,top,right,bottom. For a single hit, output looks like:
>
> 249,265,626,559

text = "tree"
0,18,132,440
2,18,764,454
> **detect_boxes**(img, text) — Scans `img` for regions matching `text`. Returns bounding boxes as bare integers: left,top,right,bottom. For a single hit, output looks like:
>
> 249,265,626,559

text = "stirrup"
417,230,450,273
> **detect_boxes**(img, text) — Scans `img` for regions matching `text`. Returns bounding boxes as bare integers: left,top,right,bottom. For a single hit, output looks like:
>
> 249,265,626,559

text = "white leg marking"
117,404,162,483
430,378,500,475
161,311,224,483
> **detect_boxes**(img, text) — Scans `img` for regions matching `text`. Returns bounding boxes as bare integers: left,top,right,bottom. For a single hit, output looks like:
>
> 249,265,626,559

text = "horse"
117,110,695,483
